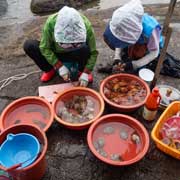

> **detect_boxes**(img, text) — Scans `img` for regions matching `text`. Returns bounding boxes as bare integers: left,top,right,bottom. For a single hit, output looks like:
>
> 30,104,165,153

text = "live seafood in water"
97,149,108,158
131,133,141,144
104,78,147,106
160,114,180,151
57,95,95,124
110,154,123,161
119,129,128,140
97,137,105,148
103,126,115,134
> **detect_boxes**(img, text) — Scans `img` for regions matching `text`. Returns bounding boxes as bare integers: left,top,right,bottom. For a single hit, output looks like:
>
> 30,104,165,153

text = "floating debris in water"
119,129,128,140
103,126,115,134
131,133,140,144
33,119,46,129
14,119,21,124
110,154,122,161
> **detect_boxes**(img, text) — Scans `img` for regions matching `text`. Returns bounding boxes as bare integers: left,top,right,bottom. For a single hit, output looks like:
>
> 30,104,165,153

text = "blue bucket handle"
7,134,15,141
0,134,15,165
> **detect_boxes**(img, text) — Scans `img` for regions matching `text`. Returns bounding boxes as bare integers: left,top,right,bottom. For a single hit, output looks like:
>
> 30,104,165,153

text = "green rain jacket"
39,13,98,71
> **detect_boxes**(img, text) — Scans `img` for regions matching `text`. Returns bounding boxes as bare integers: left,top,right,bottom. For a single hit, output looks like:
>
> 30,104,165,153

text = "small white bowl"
138,68,154,83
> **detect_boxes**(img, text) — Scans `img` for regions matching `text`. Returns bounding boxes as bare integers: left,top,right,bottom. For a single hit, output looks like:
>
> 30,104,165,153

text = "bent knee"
23,39,39,53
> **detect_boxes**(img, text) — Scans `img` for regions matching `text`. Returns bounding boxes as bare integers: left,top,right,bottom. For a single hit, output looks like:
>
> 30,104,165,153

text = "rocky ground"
0,0,7,16
0,2,180,180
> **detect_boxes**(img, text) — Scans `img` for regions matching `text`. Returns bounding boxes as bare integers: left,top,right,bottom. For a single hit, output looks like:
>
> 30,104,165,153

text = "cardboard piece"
38,82,76,103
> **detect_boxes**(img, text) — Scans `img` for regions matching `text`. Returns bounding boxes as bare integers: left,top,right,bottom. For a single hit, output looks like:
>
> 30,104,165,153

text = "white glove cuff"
79,72,89,82
59,65,69,76
114,48,121,60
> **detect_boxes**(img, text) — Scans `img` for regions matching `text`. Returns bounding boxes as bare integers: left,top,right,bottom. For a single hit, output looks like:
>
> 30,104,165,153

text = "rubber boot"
40,69,55,82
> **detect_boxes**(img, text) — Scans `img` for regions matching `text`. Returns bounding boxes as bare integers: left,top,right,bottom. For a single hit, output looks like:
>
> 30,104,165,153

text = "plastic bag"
147,52,180,78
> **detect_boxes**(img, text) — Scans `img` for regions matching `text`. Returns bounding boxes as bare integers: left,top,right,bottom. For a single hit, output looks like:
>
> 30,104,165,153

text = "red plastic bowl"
100,73,150,112
0,96,54,132
52,87,105,130
87,114,149,166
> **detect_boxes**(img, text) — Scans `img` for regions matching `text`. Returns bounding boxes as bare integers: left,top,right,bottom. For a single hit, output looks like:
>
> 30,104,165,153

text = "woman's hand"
112,59,126,72
112,60,133,73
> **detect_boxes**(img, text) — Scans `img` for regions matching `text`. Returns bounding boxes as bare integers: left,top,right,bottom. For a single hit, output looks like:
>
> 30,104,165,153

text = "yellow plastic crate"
151,101,180,159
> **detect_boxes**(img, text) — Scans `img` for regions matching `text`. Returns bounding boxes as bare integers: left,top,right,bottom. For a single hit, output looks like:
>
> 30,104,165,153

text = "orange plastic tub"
151,101,180,159
87,114,149,166
0,96,54,132
52,87,105,130
100,73,150,112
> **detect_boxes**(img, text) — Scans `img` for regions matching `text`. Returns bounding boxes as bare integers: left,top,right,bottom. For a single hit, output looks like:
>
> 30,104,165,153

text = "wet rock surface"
0,0,7,16
0,2,180,180
31,0,96,14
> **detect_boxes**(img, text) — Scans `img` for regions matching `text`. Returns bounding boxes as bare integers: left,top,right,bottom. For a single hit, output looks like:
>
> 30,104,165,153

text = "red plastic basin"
52,87,105,130
100,73,150,112
87,114,149,166
0,96,54,132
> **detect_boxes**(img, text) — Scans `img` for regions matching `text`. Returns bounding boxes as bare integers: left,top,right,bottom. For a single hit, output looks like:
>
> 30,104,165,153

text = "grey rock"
0,0,8,16
30,0,95,14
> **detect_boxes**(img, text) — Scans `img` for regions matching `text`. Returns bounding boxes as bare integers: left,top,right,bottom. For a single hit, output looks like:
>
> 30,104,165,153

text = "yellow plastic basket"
151,101,180,159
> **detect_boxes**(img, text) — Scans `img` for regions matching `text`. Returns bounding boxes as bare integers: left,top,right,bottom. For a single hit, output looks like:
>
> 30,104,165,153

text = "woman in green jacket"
24,6,98,87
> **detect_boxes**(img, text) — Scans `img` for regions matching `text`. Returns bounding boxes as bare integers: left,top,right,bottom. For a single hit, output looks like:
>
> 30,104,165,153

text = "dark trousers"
23,40,91,72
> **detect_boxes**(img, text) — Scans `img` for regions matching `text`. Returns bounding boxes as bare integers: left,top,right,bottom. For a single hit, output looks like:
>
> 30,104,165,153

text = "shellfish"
119,129,128,140
131,133,140,144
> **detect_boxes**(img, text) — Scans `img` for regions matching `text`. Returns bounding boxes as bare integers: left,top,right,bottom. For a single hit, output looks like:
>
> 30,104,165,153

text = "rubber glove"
112,48,123,70
112,59,125,72
58,65,70,81
114,48,122,61
79,72,89,87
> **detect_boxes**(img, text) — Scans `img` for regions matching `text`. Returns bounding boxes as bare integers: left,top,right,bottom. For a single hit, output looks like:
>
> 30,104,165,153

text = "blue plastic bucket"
0,133,40,168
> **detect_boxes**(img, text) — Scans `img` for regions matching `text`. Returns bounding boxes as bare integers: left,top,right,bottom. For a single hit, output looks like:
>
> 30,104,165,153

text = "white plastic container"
138,68,154,85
